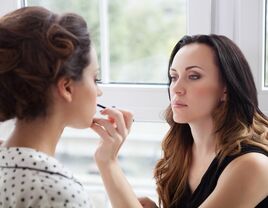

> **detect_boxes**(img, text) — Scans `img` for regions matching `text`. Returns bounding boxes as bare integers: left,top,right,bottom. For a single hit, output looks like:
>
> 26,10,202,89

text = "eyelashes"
170,74,201,82
94,78,101,84
188,74,200,80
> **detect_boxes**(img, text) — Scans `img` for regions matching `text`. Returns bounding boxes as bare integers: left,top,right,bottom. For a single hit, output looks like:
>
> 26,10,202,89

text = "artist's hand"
91,108,133,165
138,197,158,208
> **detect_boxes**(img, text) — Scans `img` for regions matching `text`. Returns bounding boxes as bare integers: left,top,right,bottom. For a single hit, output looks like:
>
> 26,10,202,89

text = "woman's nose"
171,79,186,95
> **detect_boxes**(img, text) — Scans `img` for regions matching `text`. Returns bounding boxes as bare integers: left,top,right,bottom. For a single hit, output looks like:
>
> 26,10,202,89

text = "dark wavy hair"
154,34,268,208
0,6,91,121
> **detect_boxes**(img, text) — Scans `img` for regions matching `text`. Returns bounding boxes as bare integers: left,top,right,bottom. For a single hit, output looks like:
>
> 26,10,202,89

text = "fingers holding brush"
91,104,134,163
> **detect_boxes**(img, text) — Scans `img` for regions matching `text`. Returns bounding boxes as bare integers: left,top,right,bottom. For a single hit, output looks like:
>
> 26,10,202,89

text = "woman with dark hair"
94,34,268,208
0,6,133,207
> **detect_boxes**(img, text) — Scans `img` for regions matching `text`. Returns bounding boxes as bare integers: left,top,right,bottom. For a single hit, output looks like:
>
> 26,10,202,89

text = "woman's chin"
69,119,93,129
173,116,189,124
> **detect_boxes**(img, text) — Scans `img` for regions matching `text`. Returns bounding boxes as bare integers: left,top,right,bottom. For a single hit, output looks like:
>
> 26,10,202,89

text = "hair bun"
47,24,78,59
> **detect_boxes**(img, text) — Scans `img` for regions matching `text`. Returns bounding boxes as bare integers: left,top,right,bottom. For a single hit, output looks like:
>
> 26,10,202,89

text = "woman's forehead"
171,43,217,71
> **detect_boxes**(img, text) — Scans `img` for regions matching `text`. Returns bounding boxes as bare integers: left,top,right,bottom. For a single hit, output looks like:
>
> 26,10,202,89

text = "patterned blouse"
0,147,94,208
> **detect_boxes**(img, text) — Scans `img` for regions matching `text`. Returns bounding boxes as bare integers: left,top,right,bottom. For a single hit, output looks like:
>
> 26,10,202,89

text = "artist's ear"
56,77,74,102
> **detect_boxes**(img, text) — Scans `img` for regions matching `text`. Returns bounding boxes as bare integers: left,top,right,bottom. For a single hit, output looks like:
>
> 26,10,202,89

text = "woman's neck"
4,117,64,156
189,117,217,157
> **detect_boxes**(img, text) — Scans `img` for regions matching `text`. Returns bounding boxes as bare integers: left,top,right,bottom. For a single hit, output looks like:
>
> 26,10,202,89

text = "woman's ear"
56,77,74,102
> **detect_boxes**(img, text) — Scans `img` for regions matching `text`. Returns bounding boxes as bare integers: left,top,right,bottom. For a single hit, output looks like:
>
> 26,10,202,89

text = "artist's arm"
199,153,268,208
91,108,143,208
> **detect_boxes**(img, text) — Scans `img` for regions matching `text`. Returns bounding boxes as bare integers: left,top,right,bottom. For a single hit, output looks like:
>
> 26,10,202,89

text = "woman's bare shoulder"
199,152,268,208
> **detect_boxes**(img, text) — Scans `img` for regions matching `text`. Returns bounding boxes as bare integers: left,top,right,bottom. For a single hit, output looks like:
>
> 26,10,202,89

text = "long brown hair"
0,6,91,121
154,34,268,208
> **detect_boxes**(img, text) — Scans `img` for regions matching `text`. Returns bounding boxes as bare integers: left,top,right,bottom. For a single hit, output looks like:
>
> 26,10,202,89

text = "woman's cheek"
192,84,220,104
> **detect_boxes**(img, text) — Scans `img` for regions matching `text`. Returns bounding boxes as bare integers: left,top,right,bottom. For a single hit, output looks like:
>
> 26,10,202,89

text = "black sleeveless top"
180,145,268,208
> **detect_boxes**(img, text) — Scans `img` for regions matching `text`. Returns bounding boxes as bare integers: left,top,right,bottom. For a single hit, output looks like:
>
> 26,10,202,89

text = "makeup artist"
93,34,268,208
0,6,133,207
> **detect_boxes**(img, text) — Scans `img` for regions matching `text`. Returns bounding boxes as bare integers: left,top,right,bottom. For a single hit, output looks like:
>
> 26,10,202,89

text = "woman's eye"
95,78,101,84
189,74,200,80
170,75,178,82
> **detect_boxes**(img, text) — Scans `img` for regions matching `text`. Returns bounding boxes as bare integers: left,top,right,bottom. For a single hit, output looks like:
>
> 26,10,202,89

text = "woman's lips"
172,101,188,108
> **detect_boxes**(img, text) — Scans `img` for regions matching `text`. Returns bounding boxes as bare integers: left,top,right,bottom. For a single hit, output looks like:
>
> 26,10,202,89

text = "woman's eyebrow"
185,65,204,70
169,68,177,72
170,65,204,72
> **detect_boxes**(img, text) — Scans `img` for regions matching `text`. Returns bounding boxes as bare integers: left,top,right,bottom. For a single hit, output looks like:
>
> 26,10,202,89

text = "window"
108,0,186,84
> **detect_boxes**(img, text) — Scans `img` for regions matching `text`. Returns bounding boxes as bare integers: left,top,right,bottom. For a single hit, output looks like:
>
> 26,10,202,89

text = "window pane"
109,0,186,84
27,0,101,61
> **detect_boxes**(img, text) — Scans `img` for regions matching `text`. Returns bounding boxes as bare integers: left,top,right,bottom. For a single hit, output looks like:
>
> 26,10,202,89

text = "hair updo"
0,6,91,121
